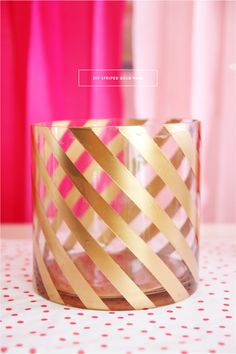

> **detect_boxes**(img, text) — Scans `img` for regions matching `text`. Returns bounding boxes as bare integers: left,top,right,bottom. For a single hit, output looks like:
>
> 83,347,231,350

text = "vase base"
33,255,197,310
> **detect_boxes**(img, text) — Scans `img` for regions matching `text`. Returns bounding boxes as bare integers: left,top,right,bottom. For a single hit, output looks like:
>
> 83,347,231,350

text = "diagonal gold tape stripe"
34,135,155,309
51,119,110,140
96,172,194,263
158,217,192,258
51,120,70,140
119,126,198,231
33,191,109,310
48,120,110,225
32,221,64,305
50,125,123,246
63,182,120,251
140,171,193,243
57,120,143,209
45,120,107,213
42,127,190,302
42,120,118,259
50,118,142,208
58,121,146,250
70,128,198,283
98,148,188,245
64,150,184,251
65,136,168,249
33,133,109,310
61,134,124,250
31,177,64,305
58,122,169,251
43,120,99,256
65,147,170,249
164,124,199,174
51,120,111,183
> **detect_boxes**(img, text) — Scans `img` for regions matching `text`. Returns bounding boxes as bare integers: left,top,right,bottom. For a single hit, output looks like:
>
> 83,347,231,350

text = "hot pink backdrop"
1,1,235,223
1,1,125,222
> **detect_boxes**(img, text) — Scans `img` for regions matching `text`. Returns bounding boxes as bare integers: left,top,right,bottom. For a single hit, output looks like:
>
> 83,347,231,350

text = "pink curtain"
2,1,235,223
1,1,125,222
132,1,236,222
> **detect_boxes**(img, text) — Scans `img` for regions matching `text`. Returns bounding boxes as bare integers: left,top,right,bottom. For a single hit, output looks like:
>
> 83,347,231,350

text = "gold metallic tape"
32,213,64,304
140,170,193,243
40,126,191,302
64,127,168,250
119,126,198,231
62,133,124,250
49,120,136,251
70,128,198,283
31,160,109,309
98,148,190,245
34,193,109,310
47,120,110,233
158,217,193,258
63,182,120,251
32,120,199,310
33,137,156,309
164,126,198,174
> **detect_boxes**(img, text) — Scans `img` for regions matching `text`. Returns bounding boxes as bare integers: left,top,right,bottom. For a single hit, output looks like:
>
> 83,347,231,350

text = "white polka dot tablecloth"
1,224,236,354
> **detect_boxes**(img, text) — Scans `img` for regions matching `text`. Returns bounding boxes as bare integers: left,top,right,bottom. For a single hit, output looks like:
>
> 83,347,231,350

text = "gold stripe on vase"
69,128,198,283
33,137,157,309
98,148,192,246
118,126,198,231
34,192,109,310
32,218,64,304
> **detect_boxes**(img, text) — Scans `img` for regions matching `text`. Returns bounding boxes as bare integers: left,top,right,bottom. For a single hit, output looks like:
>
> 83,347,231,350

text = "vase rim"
31,118,200,130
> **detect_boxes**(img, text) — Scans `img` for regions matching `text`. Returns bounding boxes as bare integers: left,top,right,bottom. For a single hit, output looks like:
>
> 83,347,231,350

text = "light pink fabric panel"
132,1,236,222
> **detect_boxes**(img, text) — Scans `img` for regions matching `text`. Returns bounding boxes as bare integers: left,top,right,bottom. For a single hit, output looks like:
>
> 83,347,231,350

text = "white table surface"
1,223,236,354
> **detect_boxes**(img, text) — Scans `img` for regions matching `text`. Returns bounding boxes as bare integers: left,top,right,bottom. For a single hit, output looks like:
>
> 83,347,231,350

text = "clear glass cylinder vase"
31,118,200,310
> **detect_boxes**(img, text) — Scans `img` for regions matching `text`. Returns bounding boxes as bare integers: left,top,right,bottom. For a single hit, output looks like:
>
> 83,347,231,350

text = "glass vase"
31,118,200,310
